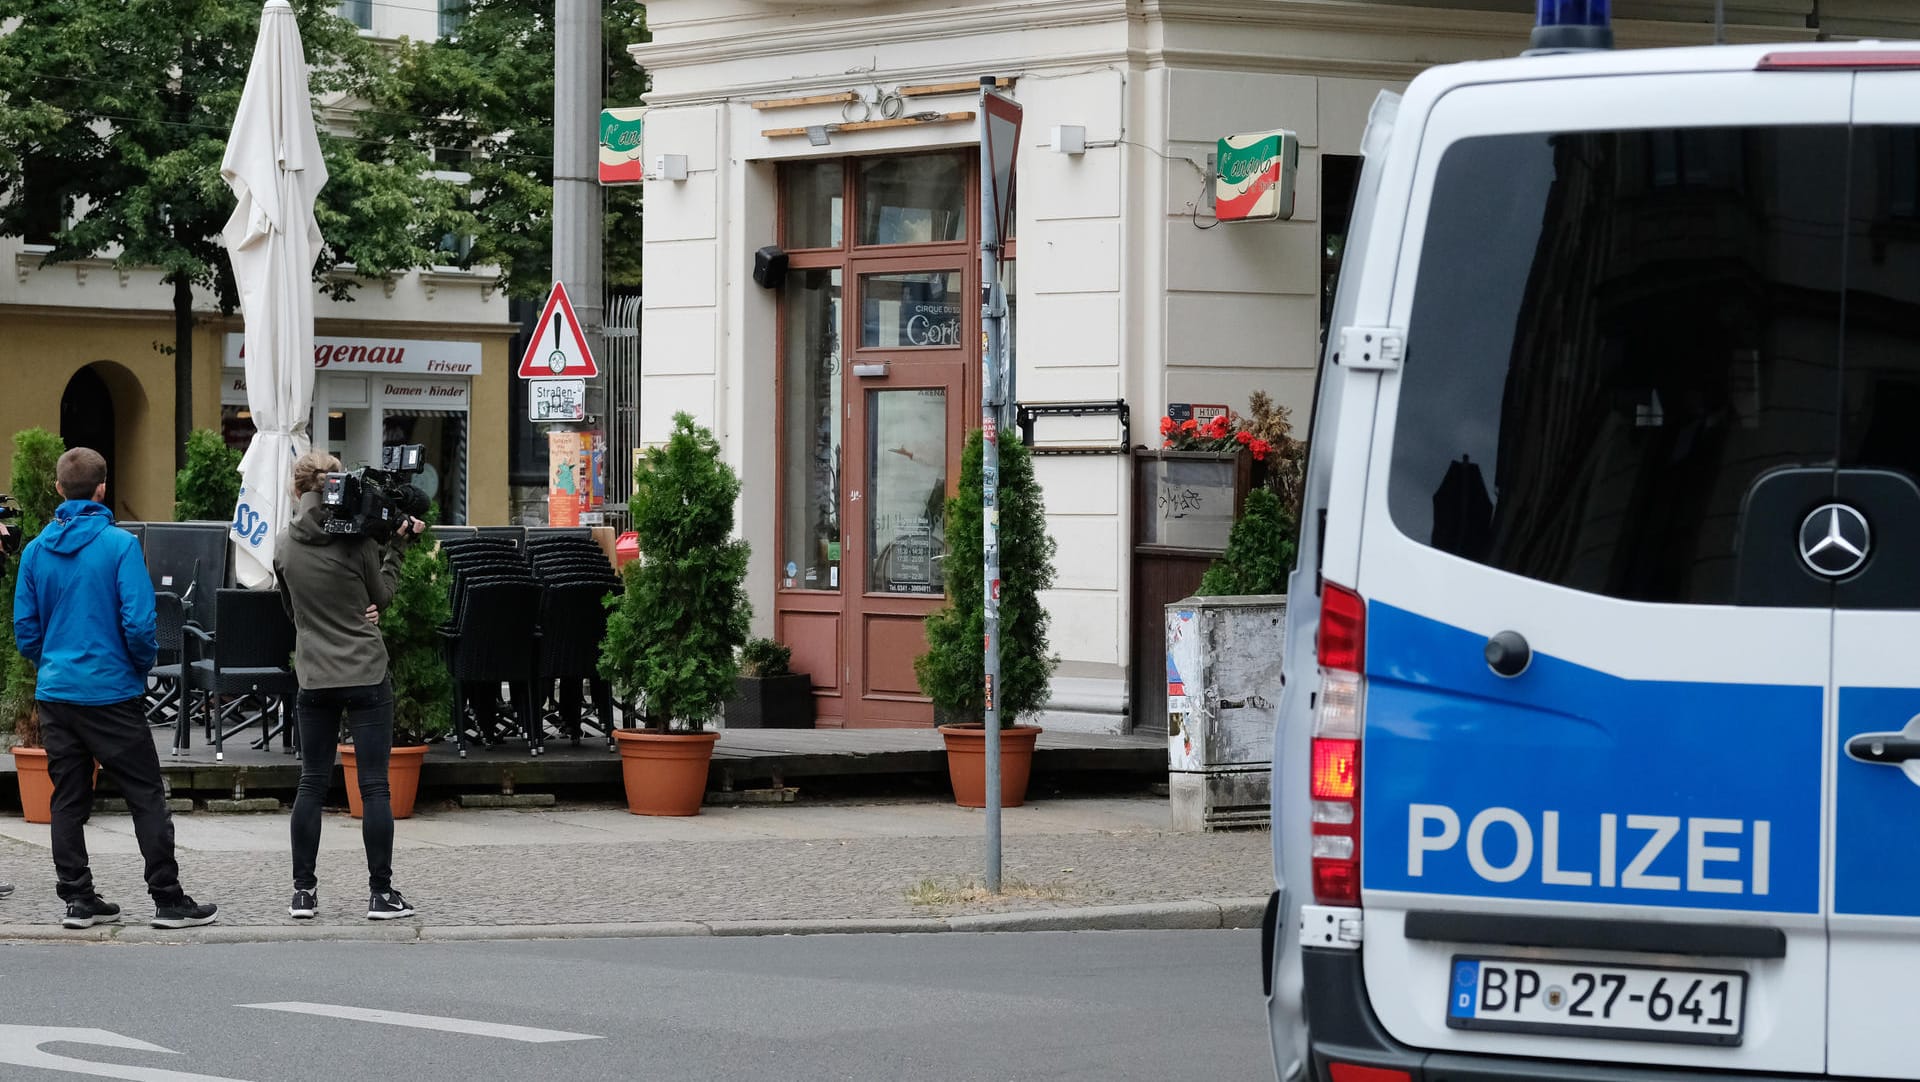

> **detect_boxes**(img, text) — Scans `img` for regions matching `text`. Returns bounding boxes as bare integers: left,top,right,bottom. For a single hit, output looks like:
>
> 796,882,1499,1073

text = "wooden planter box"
723,673,816,729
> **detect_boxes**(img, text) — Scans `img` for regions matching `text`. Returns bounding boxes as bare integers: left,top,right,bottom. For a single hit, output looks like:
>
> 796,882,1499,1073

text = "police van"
1263,9,1920,1082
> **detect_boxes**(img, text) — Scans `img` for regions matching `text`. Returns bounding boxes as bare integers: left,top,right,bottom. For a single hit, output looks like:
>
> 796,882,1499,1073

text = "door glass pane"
1838,126,1920,609
784,162,843,250
1385,126,1848,606
782,268,843,590
858,154,965,245
867,388,948,595
860,271,963,349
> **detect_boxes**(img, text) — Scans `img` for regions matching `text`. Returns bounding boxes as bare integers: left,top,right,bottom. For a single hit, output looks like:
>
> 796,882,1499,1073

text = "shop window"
220,406,257,454
1320,154,1362,341
19,163,71,247
385,411,469,525
857,154,966,245
859,271,962,349
783,161,844,250
438,0,467,39
506,298,549,487
781,268,842,590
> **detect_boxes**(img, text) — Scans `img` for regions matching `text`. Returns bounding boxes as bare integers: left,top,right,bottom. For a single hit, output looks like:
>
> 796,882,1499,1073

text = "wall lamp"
805,125,831,147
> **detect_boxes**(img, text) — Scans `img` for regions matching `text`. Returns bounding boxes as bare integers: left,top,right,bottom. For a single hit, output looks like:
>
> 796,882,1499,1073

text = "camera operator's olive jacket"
274,491,407,690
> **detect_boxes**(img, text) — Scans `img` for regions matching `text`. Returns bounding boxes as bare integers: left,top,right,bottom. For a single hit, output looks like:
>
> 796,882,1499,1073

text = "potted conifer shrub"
3,429,69,823
916,429,1058,808
172,429,242,522
343,518,453,820
598,412,751,816
723,638,814,729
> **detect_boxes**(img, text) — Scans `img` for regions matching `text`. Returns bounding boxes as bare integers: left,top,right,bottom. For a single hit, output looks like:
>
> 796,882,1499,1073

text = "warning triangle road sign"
518,282,601,379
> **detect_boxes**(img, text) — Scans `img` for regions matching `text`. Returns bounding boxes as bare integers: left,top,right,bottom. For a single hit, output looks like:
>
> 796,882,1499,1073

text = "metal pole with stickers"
978,78,1021,891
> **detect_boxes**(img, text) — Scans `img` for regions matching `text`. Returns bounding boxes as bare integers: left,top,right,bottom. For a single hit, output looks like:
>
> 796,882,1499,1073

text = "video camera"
0,494,19,556
320,444,431,543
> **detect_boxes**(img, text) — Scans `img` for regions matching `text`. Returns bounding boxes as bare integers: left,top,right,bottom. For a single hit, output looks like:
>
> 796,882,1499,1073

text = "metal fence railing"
603,291,642,533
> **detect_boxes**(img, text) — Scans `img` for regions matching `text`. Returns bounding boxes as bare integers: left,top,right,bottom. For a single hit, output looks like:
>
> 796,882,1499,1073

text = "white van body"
1264,41,1920,1082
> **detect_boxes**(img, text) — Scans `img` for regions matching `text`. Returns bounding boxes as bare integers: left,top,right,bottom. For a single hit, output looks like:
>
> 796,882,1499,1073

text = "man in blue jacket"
13,448,217,930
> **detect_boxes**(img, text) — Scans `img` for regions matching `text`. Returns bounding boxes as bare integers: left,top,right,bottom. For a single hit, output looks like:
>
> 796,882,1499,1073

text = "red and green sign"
1214,129,1298,223
599,107,645,186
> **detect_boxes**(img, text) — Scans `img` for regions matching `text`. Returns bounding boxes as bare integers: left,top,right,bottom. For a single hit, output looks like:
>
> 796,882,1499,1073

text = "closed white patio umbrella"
220,0,328,588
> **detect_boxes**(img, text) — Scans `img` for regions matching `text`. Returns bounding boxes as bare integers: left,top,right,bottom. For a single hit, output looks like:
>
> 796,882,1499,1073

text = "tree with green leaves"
916,431,1058,727
0,0,467,469
599,412,750,730
363,0,650,299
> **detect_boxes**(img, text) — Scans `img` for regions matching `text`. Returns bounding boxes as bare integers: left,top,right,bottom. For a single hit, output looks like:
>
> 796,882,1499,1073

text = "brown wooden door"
774,155,980,727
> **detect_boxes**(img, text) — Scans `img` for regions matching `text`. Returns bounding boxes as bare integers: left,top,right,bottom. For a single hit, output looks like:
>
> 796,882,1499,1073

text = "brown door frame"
773,152,981,728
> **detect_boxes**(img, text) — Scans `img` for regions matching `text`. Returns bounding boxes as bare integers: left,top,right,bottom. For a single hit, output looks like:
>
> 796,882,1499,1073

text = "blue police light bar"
1532,0,1613,53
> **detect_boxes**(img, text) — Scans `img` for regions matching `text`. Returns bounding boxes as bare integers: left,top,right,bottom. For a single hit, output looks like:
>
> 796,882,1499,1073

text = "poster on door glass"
868,389,947,594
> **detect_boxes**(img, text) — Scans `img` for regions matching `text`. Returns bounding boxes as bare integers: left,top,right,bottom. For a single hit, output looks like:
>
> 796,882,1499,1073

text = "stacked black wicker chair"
525,535,622,750
438,537,547,757
181,588,299,762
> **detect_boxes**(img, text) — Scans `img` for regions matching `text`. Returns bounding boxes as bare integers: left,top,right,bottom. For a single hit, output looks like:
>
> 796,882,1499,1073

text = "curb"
0,897,1270,945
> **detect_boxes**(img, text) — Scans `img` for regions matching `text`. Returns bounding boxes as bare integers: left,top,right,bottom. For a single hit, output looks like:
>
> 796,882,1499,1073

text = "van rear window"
1388,127,1851,605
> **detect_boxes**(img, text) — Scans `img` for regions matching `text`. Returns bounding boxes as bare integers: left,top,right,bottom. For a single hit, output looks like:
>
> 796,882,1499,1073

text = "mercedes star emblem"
1799,503,1871,578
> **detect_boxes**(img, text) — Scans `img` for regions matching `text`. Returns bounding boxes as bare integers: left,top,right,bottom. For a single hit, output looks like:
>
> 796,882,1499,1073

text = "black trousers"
292,680,395,893
39,697,185,905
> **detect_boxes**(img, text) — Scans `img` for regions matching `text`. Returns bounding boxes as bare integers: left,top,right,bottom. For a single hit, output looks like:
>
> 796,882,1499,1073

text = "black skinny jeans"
292,680,395,894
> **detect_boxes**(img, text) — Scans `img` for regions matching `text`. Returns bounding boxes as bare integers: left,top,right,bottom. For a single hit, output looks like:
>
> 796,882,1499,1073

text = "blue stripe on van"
1361,602,1821,914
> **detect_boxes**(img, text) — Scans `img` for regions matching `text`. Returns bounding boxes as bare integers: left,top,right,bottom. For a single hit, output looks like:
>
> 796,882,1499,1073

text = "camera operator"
274,451,422,921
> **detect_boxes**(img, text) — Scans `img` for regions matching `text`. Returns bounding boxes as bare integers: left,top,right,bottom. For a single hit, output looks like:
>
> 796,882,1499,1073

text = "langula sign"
223,333,483,376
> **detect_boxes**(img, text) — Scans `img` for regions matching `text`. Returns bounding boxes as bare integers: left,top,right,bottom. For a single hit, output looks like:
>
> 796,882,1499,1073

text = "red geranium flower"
1181,418,1198,432
1235,430,1252,445
1159,416,1175,436
1250,438,1270,461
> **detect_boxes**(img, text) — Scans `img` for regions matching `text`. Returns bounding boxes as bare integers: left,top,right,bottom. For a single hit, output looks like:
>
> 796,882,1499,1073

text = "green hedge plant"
2,428,67,741
384,517,454,746
173,428,242,522
598,413,751,731
915,430,1058,728
739,638,791,679
1197,488,1295,597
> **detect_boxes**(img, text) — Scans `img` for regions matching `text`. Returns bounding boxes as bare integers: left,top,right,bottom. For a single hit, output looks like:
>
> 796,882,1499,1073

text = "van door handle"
1846,733,1920,764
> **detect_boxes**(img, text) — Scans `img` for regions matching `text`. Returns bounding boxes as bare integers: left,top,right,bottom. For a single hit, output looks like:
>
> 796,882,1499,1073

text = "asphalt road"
0,930,1273,1081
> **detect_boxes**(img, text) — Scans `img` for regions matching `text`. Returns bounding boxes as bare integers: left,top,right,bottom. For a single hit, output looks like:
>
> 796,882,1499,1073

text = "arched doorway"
59,365,116,500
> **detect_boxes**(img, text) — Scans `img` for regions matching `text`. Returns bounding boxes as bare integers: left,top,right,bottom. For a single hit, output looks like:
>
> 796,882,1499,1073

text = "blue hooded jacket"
12,500,156,705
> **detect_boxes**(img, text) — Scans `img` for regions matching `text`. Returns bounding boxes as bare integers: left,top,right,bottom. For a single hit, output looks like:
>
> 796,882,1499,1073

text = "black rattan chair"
182,588,298,761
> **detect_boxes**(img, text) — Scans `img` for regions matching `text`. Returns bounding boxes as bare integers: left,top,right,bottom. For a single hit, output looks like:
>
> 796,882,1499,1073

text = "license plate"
1447,957,1746,1046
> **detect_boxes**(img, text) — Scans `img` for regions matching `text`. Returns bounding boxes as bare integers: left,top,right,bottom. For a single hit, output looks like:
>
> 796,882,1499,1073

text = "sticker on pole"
981,88,1022,246
528,378,587,422
518,282,600,378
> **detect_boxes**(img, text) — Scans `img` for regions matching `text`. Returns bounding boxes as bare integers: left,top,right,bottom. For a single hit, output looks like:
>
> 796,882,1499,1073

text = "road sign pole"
979,78,1020,893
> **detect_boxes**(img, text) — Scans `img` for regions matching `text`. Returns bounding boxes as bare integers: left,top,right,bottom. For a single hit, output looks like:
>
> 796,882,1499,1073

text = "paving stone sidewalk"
0,797,1272,930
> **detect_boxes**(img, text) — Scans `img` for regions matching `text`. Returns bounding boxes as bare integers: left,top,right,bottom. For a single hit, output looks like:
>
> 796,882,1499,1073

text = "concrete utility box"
1165,595,1285,831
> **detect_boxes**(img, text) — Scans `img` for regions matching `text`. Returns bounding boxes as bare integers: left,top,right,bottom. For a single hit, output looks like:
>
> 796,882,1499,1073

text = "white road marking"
0,1025,256,1082
235,1002,601,1043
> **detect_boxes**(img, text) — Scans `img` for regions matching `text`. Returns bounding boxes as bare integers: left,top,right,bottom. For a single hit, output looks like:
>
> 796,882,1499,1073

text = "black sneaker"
152,896,218,929
289,889,317,920
62,895,121,929
367,890,414,920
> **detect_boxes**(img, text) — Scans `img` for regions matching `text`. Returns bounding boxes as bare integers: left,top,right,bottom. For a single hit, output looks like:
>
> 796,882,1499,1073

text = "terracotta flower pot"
937,724,1042,809
341,744,429,820
8,748,98,825
612,729,719,816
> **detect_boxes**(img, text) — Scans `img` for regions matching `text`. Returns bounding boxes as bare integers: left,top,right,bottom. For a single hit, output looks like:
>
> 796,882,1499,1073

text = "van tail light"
1312,582,1366,906
1328,1065,1412,1082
